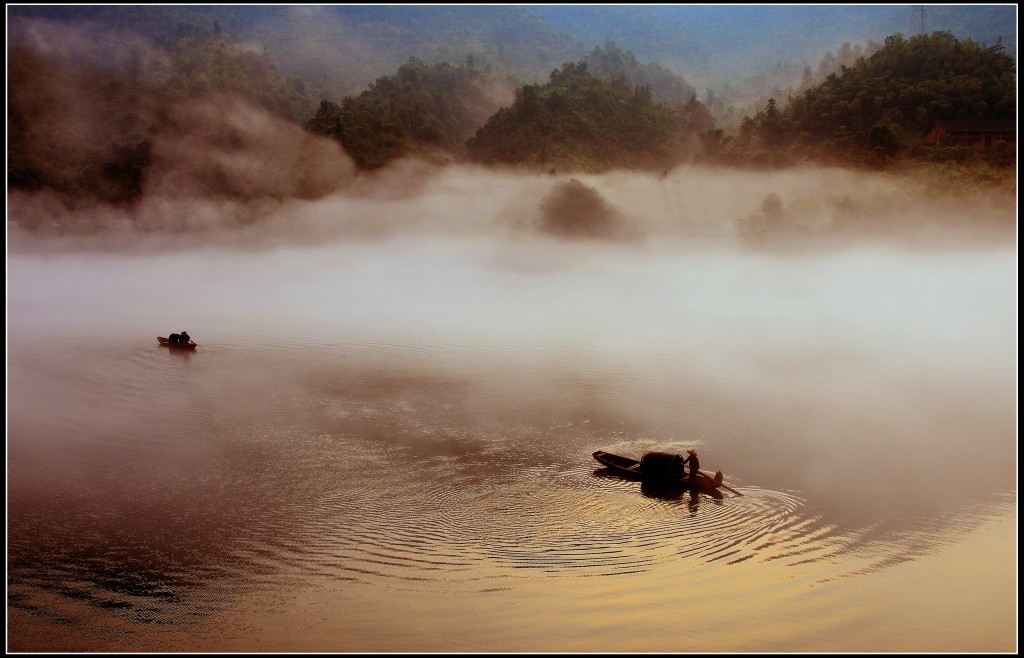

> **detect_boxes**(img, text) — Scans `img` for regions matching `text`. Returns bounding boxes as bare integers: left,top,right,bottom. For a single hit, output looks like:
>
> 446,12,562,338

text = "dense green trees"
8,6,1016,218
304,58,516,169
310,31,1014,177
585,41,697,108
537,178,639,240
788,32,1013,134
721,31,1016,168
7,46,159,208
304,42,706,172
160,27,318,124
7,20,319,209
465,60,693,172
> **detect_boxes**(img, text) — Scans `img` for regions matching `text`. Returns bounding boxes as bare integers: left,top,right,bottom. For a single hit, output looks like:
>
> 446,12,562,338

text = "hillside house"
927,119,1016,149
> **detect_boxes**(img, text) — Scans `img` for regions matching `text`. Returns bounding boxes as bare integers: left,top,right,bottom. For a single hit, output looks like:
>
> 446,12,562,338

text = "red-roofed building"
927,119,1016,149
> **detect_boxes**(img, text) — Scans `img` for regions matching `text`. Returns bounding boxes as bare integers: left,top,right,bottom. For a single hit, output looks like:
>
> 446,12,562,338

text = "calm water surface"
6,238,1017,652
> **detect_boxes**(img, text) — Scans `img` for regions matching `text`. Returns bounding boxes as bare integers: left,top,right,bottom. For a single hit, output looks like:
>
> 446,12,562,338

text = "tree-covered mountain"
7,17,318,207
530,5,1016,127
5,5,1016,214
304,58,517,169
158,25,318,124
10,4,1013,123
465,60,697,172
302,41,704,171
712,31,1016,168
528,5,1016,85
454,43,714,173
584,41,697,108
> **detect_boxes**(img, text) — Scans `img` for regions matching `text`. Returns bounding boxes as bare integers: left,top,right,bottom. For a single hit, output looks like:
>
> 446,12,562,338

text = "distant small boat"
158,336,197,350
593,450,739,496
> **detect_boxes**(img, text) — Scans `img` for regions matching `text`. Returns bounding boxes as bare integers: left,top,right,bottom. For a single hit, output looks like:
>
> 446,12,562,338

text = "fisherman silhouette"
681,449,700,480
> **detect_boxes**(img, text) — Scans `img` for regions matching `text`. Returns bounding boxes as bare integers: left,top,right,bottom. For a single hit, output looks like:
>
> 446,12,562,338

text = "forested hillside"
158,25,318,123
705,31,1016,170
530,5,1016,112
302,41,706,171
5,5,1017,218
584,41,697,108
465,60,694,172
787,32,1015,135
7,19,317,207
304,58,517,169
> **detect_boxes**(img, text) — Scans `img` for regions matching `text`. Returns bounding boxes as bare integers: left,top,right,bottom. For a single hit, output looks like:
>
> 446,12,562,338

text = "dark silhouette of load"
639,451,685,478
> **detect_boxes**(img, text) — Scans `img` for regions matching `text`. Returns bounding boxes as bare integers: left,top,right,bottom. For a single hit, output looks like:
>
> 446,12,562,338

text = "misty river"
6,166,1017,652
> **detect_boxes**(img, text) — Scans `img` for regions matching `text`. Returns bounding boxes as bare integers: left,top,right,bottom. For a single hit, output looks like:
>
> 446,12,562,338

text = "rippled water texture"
7,228,1017,652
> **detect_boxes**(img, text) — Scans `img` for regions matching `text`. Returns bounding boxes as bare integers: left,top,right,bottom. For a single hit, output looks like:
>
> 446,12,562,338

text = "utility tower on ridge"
909,6,925,37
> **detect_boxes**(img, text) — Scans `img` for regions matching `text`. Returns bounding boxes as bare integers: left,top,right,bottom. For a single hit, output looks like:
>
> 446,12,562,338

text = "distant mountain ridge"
8,5,590,100
527,5,1016,82
12,5,1015,99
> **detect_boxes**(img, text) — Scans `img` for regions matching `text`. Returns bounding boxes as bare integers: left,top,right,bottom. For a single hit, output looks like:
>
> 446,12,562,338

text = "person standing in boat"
681,449,700,480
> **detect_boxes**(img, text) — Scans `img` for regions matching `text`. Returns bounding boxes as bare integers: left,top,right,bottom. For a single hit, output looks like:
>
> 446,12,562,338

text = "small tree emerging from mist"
537,178,637,240
761,192,783,217
736,192,787,242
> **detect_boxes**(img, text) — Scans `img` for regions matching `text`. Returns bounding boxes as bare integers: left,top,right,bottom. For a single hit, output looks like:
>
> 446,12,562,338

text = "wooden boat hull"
592,450,724,495
158,336,197,350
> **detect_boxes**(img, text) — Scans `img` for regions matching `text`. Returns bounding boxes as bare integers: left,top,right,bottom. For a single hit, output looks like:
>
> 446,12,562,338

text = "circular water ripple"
215,447,861,594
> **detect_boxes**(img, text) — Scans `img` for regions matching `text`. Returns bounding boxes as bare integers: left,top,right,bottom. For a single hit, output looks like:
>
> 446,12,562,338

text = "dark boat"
158,336,197,350
592,450,738,497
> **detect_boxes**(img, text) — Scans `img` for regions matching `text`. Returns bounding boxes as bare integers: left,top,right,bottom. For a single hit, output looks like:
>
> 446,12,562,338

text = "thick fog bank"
8,201,1017,523
9,157,1016,255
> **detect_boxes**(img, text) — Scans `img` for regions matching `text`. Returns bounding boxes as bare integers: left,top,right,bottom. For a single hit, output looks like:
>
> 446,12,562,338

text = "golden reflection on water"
124,498,1013,654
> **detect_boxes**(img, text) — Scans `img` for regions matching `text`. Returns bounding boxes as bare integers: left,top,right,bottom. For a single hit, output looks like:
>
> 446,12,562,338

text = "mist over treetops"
6,4,1017,229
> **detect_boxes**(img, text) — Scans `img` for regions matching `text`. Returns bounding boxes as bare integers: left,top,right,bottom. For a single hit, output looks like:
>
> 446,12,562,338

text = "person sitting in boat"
681,449,700,480
180,331,190,345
